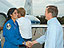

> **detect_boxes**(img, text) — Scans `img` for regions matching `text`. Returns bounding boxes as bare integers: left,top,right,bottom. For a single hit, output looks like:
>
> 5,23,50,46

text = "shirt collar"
10,19,17,24
11,19,18,27
47,17,57,25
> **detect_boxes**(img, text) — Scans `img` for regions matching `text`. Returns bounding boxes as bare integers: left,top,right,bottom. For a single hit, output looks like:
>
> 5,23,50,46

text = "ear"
49,13,52,16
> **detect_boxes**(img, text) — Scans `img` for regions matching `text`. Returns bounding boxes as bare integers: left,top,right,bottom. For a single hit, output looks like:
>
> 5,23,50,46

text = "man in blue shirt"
29,5,63,48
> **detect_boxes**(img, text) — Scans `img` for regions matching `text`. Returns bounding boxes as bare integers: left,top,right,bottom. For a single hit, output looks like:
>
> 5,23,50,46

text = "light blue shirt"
36,17,63,48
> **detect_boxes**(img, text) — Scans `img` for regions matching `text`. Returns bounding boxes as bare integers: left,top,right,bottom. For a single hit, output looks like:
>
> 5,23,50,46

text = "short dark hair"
18,8,25,16
46,5,58,17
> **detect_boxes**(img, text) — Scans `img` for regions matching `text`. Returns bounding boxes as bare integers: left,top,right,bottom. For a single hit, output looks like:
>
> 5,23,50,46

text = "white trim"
32,24,64,28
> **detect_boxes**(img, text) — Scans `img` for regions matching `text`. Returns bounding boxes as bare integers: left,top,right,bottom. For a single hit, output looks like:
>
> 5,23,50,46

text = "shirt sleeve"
3,24,24,45
36,32,46,44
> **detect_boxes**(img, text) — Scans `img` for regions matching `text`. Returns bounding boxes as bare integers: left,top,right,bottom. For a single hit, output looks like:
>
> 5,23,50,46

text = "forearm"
32,40,38,44
35,35,45,44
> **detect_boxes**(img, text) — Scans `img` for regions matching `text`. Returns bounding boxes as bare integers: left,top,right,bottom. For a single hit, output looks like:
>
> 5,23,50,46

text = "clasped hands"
25,40,37,48
26,41,33,47
26,41,33,48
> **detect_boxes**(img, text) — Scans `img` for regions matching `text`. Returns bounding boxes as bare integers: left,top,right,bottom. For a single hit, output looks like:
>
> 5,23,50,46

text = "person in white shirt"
16,8,32,48
29,5,63,48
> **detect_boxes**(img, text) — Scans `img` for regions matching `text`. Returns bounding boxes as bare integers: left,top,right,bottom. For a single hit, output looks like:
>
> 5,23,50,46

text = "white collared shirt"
16,17,32,39
36,17,63,48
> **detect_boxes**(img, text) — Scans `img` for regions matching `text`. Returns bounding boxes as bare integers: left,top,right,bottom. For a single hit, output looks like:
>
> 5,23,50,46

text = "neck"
48,16,53,20
48,18,52,20
11,17,16,23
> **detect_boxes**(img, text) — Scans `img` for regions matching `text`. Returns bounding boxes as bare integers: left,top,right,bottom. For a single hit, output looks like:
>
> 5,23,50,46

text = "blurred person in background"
17,7,32,48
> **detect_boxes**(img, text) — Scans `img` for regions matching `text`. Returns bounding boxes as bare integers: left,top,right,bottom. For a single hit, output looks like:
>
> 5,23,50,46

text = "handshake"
25,41,33,47
25,40,38,48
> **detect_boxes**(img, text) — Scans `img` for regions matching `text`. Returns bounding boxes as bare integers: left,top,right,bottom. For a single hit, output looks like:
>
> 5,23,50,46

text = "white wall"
0,0,64,17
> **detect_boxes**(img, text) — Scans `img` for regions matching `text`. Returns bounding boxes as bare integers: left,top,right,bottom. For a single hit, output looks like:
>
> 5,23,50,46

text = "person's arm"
26,34,46,48
3,24,24,45
3,24,31,47
30,32,47,45
32,40,38,44
16,19,32,47
34,35,46,44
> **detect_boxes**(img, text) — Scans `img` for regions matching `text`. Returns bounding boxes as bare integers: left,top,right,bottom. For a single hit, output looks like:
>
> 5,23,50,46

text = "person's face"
45,8,49,20
18,13,21,18
45,8,52,20
10,9,18,19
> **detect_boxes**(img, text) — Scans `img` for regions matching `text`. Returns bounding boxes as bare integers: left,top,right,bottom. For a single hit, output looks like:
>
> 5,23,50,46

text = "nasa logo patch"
6,23,11,30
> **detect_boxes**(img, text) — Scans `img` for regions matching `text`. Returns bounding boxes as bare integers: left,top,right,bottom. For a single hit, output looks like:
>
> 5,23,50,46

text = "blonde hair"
18,8,26,16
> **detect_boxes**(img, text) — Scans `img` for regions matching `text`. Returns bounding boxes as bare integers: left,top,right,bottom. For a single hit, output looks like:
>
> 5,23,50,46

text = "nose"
17,13,18,16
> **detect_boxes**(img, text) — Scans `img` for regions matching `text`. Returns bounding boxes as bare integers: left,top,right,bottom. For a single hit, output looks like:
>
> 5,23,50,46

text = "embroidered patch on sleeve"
6,23,11,30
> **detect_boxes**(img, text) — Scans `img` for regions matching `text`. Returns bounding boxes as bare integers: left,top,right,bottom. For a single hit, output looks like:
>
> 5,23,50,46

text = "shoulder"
50,23,56,28
4,19,12,26
3,19,12,30
17,17,23,22
25,17,31,21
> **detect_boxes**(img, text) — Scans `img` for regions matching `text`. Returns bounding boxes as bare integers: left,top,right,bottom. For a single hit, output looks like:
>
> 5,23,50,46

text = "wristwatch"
24,41,26,45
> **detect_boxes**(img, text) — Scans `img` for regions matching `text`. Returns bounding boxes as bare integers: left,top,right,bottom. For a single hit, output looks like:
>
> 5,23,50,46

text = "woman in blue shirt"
3,8,30,48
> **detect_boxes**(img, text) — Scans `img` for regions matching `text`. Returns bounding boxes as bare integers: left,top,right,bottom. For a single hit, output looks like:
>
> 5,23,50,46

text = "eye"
14,12,16,14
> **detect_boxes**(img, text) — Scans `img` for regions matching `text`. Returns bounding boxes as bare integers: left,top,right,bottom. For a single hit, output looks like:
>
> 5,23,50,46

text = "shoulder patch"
6,23,11,30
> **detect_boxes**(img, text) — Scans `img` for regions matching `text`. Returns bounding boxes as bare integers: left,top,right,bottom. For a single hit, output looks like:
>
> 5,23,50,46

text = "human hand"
26,41,33,48
26,40,38,47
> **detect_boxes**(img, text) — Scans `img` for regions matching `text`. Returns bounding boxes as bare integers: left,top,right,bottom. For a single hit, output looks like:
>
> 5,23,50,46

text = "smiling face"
45,5,58,20
10,9,18,20
18,13,21,18
45,8,52,20
17,8,26,18
45,8,49,20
